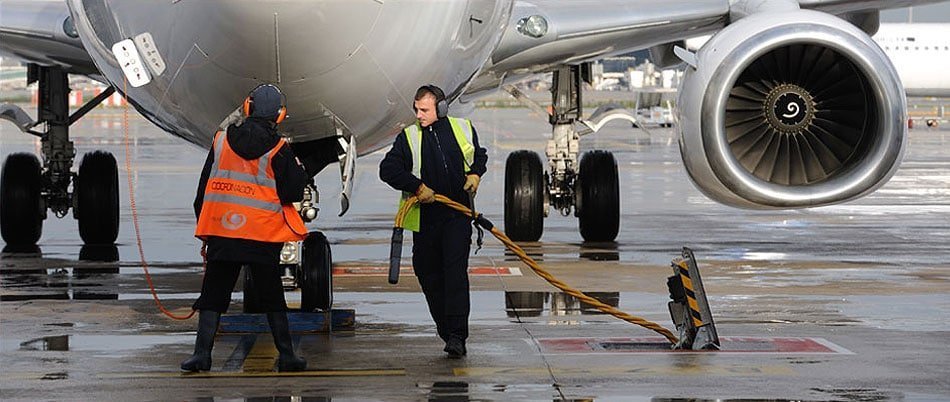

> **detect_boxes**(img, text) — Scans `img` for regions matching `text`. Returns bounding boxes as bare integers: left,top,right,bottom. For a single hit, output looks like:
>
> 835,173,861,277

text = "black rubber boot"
180,310,221,372
444,337,467,358
266,312,307,372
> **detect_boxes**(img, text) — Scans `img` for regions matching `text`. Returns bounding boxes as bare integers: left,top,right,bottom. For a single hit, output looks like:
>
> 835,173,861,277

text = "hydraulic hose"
392,194,679,344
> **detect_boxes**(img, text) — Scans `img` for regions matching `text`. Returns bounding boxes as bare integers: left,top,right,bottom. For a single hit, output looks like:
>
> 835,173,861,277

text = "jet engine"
677,10,906,208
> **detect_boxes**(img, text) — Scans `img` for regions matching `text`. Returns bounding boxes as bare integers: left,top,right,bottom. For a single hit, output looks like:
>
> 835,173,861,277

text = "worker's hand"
416,183,436,203
463,174,480,194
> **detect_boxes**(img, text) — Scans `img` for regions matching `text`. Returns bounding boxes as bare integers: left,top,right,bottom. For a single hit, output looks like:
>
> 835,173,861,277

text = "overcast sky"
882,3,950,22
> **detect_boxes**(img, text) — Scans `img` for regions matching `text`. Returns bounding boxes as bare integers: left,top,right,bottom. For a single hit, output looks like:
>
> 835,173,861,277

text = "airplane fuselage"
66,0,512,153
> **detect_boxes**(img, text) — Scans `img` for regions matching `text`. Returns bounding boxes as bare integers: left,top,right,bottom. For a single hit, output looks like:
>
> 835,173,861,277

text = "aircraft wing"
467,0,947,96
798,0,948,14
0,0,98,75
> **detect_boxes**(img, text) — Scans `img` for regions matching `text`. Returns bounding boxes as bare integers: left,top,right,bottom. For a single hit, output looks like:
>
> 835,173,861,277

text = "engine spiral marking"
782,102,800,119
765,84,815,134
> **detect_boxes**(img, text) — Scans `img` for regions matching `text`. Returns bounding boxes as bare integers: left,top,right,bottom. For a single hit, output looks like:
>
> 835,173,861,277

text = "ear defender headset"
243,84,288,124
423,84,448,119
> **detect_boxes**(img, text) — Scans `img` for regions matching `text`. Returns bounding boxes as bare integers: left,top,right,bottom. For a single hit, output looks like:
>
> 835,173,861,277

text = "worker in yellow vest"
183,84,308,372
380,85,488,358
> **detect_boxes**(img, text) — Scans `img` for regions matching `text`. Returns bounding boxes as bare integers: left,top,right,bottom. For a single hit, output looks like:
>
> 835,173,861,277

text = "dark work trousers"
193,261,288,313
412,215,473,343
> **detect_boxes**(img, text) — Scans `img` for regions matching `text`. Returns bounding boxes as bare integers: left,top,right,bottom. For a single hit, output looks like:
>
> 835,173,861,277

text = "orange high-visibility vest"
195,131,307,242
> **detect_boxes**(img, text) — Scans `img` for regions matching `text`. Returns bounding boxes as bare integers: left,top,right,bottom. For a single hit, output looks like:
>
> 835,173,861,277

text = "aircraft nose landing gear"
0,65,120,246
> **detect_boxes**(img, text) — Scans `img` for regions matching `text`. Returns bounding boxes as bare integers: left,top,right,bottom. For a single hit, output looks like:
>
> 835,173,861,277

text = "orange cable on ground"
122,78,197,320
396,194,679,344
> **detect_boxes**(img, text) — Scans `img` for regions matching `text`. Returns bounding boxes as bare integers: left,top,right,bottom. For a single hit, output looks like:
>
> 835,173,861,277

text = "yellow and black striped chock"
666,247,720,350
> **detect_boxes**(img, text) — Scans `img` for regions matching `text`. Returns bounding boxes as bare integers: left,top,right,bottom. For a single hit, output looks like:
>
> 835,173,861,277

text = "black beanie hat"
249,84,283,121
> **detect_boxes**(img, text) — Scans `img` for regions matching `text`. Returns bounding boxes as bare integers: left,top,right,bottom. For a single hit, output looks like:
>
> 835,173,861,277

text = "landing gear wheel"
576,150,619,242
299,231,332,312
504,150,545,242
0,153,44,246
75,151,119,245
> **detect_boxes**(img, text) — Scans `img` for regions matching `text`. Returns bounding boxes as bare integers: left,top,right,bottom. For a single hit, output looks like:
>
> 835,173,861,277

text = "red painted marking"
537,337,849,354
332,266,519,277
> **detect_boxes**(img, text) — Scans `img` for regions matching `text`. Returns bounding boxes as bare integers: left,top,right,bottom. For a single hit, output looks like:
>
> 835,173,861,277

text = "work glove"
463,174,480,194
416,183,436,203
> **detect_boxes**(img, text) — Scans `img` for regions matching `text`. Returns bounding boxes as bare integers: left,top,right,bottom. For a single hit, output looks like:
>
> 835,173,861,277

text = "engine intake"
677,10,906,208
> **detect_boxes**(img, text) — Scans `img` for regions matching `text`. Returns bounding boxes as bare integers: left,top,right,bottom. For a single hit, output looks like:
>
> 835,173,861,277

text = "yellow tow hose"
395,194,679,344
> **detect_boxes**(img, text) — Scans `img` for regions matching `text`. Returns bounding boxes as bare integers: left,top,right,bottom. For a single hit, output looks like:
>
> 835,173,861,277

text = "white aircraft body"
1,0,948,253
874,23,950,97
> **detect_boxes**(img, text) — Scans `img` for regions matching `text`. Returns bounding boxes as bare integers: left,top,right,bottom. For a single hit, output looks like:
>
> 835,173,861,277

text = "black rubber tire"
1,153,44,246
75,151,119,245
504,150,544,242
78,244,120,263
299,231,333,312
576,150,620,242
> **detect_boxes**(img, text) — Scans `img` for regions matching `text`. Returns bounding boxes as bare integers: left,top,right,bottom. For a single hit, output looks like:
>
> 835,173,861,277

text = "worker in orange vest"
182,84,308,372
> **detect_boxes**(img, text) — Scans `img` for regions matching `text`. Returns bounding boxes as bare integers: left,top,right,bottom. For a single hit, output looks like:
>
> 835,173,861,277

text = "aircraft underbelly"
65,0,511,153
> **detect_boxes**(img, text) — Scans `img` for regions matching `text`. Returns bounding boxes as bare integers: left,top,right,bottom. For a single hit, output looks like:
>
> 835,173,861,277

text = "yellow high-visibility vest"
398,117,475,232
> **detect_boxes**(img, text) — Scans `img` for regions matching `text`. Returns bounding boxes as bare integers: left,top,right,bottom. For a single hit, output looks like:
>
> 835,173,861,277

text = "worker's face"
414,94,438,127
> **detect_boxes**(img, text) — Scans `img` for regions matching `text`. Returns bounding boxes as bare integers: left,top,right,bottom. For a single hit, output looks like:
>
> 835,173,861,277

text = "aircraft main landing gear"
0,65,120,246
503,65,621,242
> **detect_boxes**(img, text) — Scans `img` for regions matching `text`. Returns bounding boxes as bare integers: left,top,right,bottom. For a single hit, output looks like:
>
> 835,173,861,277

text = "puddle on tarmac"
504,291,620,318
2,244,119,262
577,242,620,261
842,294,950,332
417,382,563,401
20,335,70,351
0,266,189,301
40,372,69,380
334,291,657,328
14,334,194,353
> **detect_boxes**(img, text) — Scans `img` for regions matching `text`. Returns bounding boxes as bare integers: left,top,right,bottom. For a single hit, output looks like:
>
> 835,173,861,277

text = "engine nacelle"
677,10,906,209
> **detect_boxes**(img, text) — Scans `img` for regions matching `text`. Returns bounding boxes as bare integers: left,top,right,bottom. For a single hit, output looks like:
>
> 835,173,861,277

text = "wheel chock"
667,247,720,350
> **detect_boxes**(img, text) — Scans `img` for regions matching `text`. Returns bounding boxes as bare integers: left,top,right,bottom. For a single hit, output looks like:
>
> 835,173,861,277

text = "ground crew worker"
182,84,308,372
379,85,488,358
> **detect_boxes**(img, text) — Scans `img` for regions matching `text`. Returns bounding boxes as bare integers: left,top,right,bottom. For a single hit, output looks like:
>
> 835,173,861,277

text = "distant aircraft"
1,0,948,250
875,23,950,98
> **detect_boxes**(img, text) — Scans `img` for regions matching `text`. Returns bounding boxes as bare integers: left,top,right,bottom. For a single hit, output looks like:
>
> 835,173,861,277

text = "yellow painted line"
99,369,406,379
455,365,794,377
242,336,278,372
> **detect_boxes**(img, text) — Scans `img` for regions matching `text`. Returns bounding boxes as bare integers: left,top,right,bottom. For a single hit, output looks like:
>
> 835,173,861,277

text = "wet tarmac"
1,105,949,400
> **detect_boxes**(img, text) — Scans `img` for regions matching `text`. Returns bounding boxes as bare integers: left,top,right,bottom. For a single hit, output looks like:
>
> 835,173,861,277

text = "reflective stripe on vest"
397,117,475,232
195,131,307,242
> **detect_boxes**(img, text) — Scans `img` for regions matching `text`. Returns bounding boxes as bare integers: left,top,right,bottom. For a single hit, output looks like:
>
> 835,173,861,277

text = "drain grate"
598,342,672,351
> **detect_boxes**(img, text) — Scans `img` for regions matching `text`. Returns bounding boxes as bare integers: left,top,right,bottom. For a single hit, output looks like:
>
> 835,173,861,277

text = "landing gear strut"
0,65,120,246
503,65,620,242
